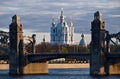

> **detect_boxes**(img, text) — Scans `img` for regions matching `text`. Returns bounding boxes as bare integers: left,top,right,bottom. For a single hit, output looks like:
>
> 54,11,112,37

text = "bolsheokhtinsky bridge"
0,11,120,75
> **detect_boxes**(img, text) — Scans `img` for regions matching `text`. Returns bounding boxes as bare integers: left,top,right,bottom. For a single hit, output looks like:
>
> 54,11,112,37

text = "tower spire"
61,8,63,16
12,15,20,24
60,8,65,23
94,11,102,21
52,17,55,27
52,17,55,23
70,16,72,23
69,16,73,27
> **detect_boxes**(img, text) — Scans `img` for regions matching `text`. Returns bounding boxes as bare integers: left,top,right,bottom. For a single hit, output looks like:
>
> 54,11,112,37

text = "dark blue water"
0,68,120,79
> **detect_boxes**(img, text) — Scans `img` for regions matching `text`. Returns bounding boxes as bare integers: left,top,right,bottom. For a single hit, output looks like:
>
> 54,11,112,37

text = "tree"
61,46,68,53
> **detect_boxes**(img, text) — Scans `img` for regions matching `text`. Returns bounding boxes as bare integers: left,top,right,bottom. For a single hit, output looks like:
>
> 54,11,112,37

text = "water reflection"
0,68,119,79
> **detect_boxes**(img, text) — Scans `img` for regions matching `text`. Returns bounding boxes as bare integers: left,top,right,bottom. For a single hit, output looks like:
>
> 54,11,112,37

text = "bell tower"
9,15,23,75
90,11,106,75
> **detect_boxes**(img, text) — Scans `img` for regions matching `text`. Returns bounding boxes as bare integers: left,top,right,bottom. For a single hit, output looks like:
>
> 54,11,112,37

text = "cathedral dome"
79,33,87,47
56,22,68,29
56,9,68,28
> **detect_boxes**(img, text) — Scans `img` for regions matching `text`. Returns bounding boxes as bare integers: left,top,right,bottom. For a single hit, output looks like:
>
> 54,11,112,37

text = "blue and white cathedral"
50,9,74,45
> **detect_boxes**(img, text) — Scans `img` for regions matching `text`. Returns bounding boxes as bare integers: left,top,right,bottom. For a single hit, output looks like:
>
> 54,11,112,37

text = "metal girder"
26,53,90,62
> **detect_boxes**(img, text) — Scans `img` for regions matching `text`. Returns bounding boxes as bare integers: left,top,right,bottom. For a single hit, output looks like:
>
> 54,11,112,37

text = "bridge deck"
27,53,90,62
0,55,8,60
0,53,120,63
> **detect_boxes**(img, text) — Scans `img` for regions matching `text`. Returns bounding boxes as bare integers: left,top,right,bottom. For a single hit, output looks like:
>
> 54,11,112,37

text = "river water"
0,68,119,79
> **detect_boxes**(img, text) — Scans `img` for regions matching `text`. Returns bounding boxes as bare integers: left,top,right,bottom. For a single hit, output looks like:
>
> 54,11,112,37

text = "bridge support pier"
104,58,110,75
9,15,24,75
103,58,120,75
22,61,48,74
109,63,120,74
90,11,120,75
90,11,106,75
9,15,48,75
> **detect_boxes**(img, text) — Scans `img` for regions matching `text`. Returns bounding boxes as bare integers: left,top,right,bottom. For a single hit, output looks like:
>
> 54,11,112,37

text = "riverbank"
49,63,89,69
0,63,89,70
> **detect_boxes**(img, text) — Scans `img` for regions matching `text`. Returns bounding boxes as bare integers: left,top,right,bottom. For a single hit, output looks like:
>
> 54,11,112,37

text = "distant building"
50,9,74,45
79,33,87,47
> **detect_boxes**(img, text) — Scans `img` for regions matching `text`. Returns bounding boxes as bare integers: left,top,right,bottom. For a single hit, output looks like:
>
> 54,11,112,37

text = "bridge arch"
0,31,9,55
23,34,36,54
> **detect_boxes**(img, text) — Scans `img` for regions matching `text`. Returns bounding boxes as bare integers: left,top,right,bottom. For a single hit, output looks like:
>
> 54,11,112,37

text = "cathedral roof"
52,17,55,27
56,9,68,28
51,9,73,28
50,9,74,45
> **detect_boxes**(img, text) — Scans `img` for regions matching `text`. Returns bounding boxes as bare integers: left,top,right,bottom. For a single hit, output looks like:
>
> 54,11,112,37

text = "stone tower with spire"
9,15,24,75
50,9,74,45
90,11,106,75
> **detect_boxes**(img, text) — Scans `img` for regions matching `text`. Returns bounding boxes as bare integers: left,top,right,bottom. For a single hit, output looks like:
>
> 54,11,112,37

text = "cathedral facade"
50,9,74,45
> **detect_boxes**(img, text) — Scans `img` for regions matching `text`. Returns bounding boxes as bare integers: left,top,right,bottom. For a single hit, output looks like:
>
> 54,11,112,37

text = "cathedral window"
53,36,55,41
63,22,66,26
65,36,67,41
58,36,60,41
53,29,55,33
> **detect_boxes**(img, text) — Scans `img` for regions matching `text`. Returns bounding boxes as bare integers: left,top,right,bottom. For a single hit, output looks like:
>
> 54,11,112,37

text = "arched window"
65,35,67,41
53,36,55,41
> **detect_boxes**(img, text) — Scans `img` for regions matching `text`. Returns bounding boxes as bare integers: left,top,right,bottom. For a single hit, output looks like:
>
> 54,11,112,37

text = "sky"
0,0,120,43
0,0,120,33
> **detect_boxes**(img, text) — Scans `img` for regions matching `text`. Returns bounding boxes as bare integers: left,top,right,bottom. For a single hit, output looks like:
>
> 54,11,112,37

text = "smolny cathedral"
50,9,87,46
50,9,74,45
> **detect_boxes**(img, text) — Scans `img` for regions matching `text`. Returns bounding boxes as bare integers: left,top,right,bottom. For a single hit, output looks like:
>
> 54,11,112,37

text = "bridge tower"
9,15,24,75
90,11,106,75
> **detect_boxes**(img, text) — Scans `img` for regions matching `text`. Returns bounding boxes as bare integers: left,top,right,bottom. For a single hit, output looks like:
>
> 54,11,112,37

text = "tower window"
53,29,55,33
19,28,22,32
102,26,104,29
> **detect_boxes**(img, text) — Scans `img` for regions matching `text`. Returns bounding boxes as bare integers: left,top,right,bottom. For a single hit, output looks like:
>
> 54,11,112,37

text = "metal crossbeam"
0,55,8,60
106,54,120,58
